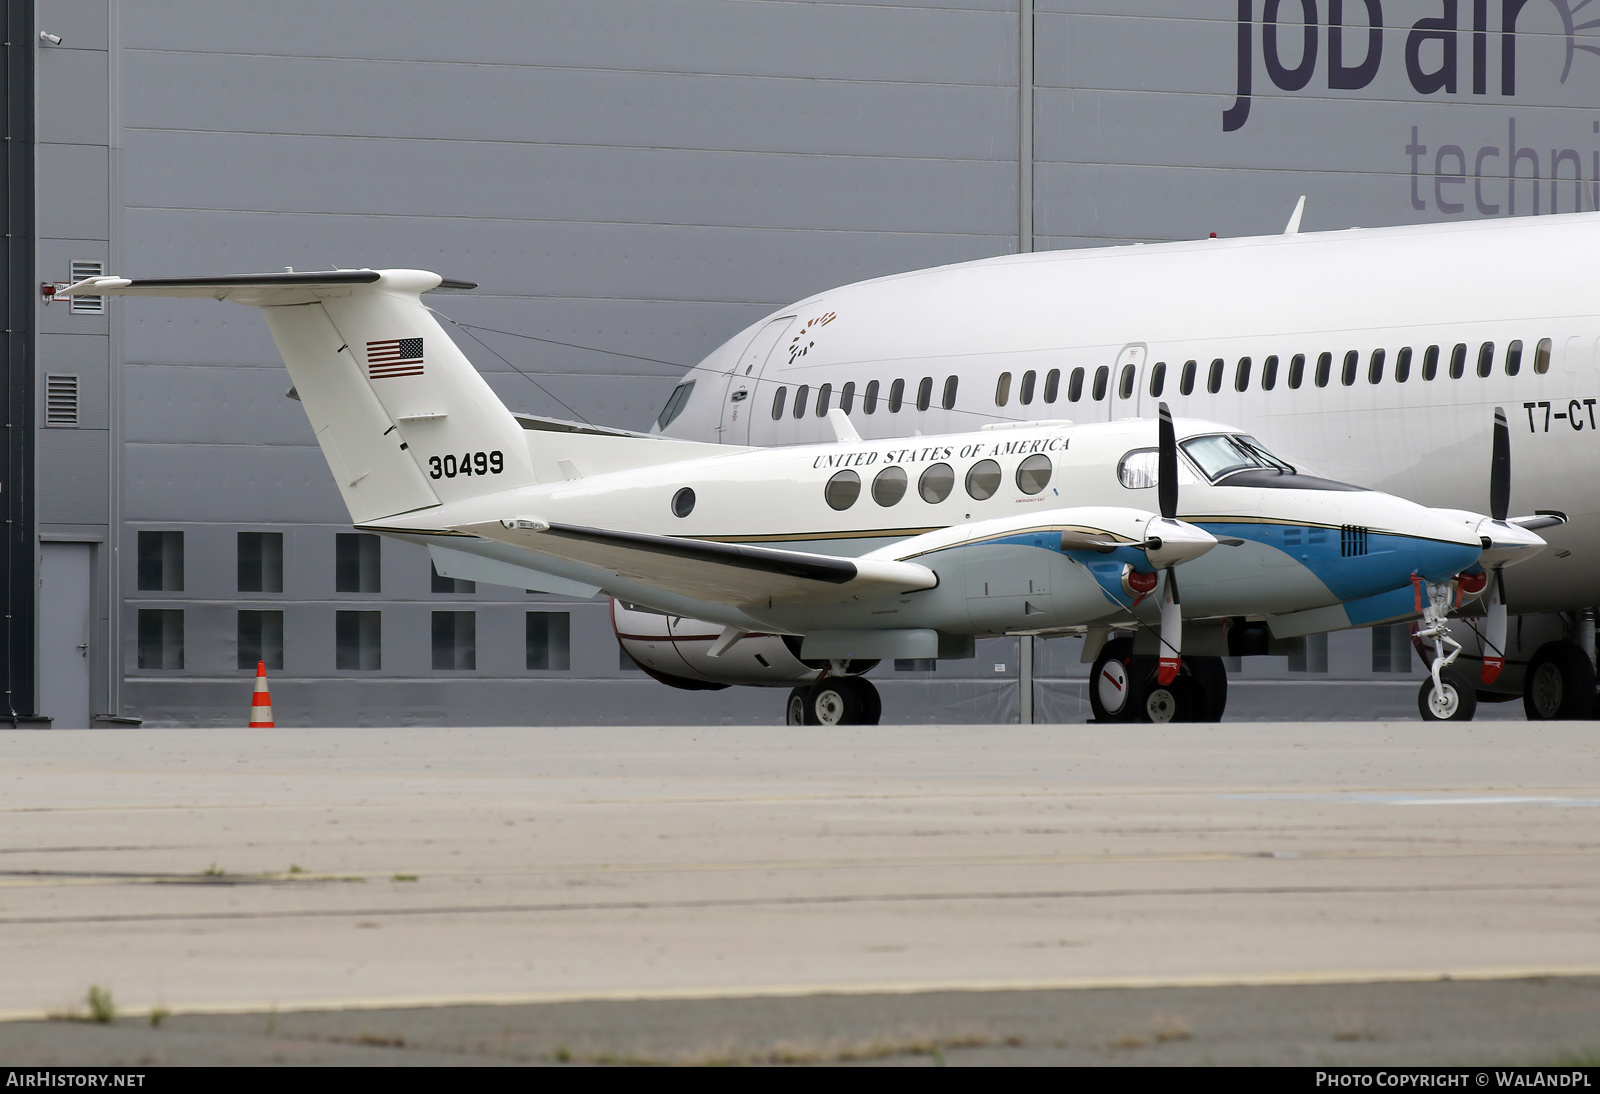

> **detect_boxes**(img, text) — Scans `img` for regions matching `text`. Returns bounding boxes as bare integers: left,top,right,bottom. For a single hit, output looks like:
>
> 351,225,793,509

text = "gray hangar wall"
33,0,1596,726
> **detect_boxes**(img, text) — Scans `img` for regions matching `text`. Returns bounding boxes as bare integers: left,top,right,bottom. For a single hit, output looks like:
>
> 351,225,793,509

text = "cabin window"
1207,358,1223,394
1341,350,1358,386
1179,359,1197,396
1119,363,1136,399
1534,337,1553,373
840,381,856,413
1148,362,1166,397
942,375,959,409
1093,365,1110,401
1504,340,1523,376
770,386,787,419
995,372,1012,406
872,465,908,506
816,383,832,416
965,459,1002,500
1422,345,1440,380
1234,356,1251,392
889,378,905,412
1042,369,1060,403
1477,342,1495,378
793,384,810,418
1068,367,1085,402
1118,449,1159,489
1314,352,1332,388
1261,355,1278,391
1395,347,1412,382
1015,454,1053,495
672,487,696,518
919,462,955,503
917,376,933,411
1287,353,1305,389
825,470,861,511
1368,348,1386,384
1019,370,1036,405
864,379,880,413
1449,343,1467,379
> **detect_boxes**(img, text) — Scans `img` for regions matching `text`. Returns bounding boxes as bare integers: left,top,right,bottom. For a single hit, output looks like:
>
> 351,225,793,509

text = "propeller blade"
1158,402,1178,522
1482,569,1507,685
1490,406,1511,523
1158,567,1182,686
1510,511,1566,532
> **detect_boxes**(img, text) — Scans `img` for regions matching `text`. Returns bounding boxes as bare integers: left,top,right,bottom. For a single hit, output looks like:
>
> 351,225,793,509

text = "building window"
137,531,184,592
526,612,571,671
1287,631,1328,673
238,610,283,671
137,609,184,669
237,532,283,593
1371,624,1413,673
430,562,475,594
432,611,476,670
335,533,381,593
335,610,381,670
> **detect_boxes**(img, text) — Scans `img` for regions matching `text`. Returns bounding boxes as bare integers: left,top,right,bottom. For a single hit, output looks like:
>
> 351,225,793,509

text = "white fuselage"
658,212,1600,614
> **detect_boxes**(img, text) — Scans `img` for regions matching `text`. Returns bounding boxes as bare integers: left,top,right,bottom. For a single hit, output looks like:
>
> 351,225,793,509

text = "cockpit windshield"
1180,433,1295,482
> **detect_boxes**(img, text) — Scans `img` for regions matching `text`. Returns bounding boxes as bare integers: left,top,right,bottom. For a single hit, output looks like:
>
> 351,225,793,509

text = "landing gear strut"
1416,579,1473,722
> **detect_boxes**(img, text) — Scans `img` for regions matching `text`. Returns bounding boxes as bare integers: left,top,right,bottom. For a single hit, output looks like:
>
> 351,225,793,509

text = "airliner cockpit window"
1118,448,1199,489
656,380,696,430
1180,433,1295,483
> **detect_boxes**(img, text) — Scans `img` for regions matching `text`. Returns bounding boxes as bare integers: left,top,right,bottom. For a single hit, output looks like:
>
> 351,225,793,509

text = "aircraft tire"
806,677,870,726
1138,675,1200,724
1089,639,1142,723
1185,656,1228,722
1418,666,1477,722
1522,641,1597,720
786,686,810,726
855,678,883,725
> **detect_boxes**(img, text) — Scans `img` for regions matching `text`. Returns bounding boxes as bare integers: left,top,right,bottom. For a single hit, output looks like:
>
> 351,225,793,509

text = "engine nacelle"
610,600,819,688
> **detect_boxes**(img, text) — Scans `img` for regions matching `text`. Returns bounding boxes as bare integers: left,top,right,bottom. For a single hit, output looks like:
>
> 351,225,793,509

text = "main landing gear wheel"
1418,666,1477,722
1090,638,1153,723
1184,655,1228,723
1138,675,1200,723
794,677,882,726
1523,640,1597,721
786,687,809,726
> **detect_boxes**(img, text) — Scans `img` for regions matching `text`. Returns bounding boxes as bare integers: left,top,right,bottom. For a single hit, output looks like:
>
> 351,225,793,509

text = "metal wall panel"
35,142,106,238
38,333,107,428
35,42,105,145
36,426,107,523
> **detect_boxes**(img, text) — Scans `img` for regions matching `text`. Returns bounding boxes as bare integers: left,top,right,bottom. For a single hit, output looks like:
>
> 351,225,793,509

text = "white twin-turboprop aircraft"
61,269,1548,725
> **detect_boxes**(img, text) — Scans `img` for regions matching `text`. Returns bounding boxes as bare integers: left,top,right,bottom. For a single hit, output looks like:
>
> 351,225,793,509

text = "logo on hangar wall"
1223,0,1600,132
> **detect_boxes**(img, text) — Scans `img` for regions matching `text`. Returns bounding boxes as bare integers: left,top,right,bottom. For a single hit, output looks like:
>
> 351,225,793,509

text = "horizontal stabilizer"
55,269,474,307
456,519,938,608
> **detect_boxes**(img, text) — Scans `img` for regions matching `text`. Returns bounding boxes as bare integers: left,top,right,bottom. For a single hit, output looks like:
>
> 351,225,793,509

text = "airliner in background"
648,210,1600,722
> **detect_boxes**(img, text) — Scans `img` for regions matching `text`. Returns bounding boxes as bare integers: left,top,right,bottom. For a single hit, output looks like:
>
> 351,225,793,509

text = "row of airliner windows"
823,454,1053,510
772,376,959,420
992,338,1555,407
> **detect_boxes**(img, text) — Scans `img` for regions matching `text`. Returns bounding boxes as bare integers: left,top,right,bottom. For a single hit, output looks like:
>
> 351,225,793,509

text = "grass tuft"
148,1007,169,1028
86,985,115,1024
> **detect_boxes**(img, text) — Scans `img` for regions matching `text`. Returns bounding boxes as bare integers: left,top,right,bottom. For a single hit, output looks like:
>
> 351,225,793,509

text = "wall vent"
45,374,78,427
68,260,104,313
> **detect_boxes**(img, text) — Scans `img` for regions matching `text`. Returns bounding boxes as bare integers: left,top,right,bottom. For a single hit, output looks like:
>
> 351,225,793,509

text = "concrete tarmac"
2,722,1600,1064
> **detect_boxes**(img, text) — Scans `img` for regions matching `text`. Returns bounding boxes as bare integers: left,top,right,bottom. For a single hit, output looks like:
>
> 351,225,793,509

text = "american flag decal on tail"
367,337,424,378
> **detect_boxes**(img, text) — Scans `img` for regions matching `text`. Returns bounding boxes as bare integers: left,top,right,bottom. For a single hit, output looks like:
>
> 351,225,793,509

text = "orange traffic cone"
249,661,274,728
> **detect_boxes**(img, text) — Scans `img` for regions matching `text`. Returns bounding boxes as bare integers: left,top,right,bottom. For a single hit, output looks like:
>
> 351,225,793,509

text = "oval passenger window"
824,470,860,511
872,465,908,506
965,459,1002,500
1016,454,1052,495
919,463,954,503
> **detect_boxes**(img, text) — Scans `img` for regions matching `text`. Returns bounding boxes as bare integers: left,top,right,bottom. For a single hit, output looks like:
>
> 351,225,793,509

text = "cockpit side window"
656,381,696,430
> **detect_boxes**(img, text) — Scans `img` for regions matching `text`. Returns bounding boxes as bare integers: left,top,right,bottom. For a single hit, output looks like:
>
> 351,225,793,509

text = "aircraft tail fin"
59,269,534,524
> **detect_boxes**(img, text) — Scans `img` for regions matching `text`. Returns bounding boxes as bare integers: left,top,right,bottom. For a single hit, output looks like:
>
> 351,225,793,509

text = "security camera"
38,32,61,45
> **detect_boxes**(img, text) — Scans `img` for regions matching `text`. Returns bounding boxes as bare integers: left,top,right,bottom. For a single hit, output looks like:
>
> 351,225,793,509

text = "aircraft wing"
453,519,938,608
